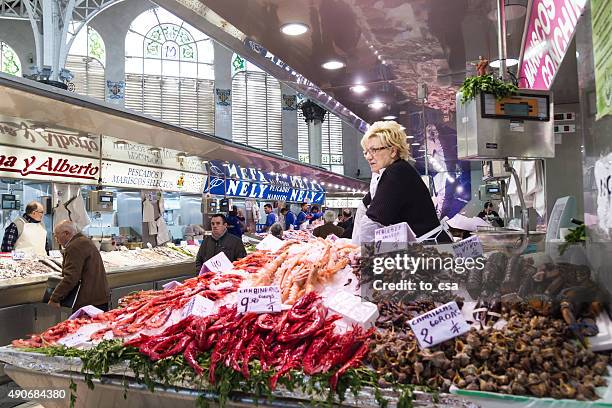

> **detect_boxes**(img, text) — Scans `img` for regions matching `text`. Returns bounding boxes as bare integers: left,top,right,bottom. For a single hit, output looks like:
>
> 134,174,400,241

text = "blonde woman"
356,121,447,244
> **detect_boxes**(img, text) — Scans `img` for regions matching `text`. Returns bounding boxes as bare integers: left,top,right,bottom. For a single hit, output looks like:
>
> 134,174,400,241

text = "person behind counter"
195,214,246,273
263,204,277,232
309,205,322,224
313,210,345,239
477,201,504,227
48,220,109,312
280,207,296,230
337,208,354,239
295,203,309,229
226,209,244,238
269,223,285,240
1,201,49,255
357,120,450,243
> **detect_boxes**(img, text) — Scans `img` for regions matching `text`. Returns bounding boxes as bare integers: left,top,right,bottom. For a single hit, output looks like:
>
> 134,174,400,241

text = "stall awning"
0,74,367,192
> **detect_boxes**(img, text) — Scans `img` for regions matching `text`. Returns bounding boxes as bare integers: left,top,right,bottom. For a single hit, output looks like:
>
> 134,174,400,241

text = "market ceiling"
154,0,527,129
0,74,367,192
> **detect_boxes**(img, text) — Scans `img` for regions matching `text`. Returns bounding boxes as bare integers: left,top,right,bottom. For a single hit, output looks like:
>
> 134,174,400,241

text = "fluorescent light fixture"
149,147,161,153
383,115,397,120
340,186,346,190
350,84,367,93
368,101,386,110
406,135,414,139
334,184,339,189
321,60,345,70
34,127,44,133
201,160,209,164
78,135,90,141
114,140,128,146
411,142,421,146
490,58,519,68
280,22,309,36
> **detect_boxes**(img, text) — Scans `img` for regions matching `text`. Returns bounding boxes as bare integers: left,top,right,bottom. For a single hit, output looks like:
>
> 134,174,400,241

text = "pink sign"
519,0,586,90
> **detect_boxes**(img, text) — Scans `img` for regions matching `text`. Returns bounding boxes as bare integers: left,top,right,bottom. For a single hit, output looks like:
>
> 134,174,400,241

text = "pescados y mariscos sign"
204,161,325,204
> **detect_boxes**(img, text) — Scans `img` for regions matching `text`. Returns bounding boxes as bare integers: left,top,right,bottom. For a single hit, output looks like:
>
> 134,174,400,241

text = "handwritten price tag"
200,252,234,275
237,286,281,314
12,251,25,260
57,332,90,347
374,222,417,255
69,305,104,320
162,281,183,290
408,301,471,349
451,235,484,259
49,250,63,259
181,295,215,319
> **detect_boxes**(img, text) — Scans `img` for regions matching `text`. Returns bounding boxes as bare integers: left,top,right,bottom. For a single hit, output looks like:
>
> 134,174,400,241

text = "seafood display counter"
3,238,612,408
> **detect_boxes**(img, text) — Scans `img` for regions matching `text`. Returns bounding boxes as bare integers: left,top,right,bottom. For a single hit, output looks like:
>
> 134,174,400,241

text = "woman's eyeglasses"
363,146,390,157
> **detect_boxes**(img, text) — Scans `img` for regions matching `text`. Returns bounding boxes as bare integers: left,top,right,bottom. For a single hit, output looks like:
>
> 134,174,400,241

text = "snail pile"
368,305,609,400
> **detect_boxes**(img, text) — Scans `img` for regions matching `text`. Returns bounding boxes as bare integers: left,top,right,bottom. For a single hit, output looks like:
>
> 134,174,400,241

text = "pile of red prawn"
13,272,242,348
126,292,372,390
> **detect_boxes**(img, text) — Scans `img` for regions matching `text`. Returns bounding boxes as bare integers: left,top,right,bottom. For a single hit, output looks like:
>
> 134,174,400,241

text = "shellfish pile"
368,303,609,400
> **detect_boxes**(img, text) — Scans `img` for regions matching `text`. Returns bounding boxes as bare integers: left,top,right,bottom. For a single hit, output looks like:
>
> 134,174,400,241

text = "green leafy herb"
559,224,586,255
459,74,518,103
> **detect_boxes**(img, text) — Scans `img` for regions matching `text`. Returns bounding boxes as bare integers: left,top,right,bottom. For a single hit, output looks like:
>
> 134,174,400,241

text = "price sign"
181,295,215,319
57,332,90,347
162,280,183,290
180,240,188,247
237,285,281,314
49,250,63,259
256,234,285,252
408,301,471,349
451,235,484,259
12,251,25,260
69,305,104,320
374,222,417,255
200,252,234,275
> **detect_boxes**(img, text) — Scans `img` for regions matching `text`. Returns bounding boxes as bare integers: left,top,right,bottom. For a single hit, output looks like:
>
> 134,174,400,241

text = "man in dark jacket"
313,210,344,239
196,214,246,273
48,220,109,312
337,208,354,239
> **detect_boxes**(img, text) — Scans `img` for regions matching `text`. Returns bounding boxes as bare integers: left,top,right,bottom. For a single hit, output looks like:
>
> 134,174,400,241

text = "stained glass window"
0,41,21,76
66,24,106,100
125,7,215,133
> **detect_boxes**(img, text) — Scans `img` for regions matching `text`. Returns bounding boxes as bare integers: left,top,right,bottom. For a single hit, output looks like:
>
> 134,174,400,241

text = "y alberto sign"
0,146,99,184
519,0,586,90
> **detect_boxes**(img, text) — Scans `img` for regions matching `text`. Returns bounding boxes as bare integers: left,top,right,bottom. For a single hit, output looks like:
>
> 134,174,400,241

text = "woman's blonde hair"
360,120,412,160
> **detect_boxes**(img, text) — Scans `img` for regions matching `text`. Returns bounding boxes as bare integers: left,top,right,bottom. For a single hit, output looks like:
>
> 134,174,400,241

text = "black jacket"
338,217,354,239
364,159,446,240
195,232,246,273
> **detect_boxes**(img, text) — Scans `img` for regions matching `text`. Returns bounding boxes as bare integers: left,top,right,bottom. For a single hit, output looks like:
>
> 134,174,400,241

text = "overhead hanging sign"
101,161,206,193
102,136,206,174
205,160,326,204
0,146,99,184
0,115,99,158
519,0,587,90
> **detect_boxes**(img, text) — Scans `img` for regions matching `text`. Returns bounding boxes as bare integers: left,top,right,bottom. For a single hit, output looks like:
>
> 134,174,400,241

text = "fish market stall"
2,237,612,408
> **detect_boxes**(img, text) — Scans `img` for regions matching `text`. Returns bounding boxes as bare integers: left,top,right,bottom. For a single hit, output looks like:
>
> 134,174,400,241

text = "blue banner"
204,161,325,204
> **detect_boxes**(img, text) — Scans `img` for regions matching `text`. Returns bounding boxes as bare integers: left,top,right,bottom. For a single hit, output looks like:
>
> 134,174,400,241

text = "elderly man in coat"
48,220,110,312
